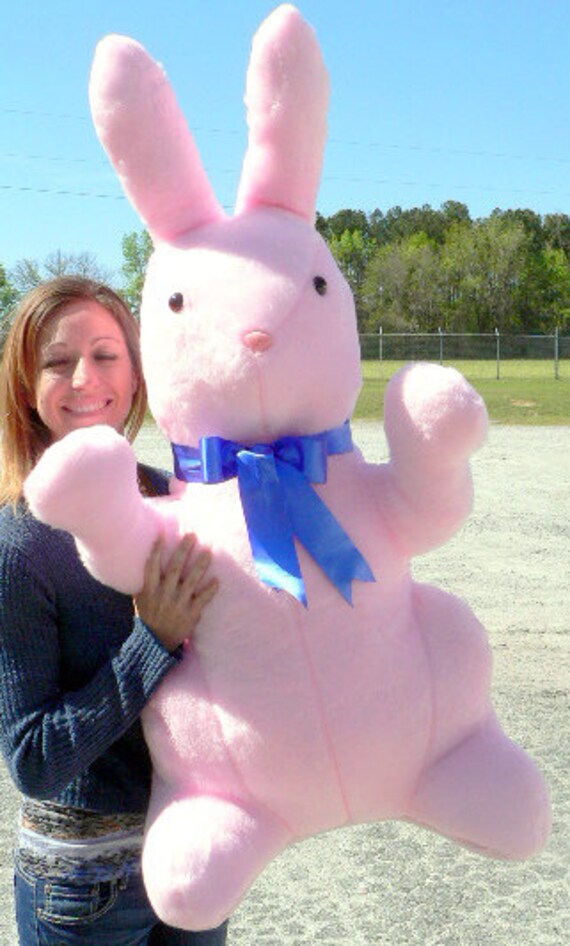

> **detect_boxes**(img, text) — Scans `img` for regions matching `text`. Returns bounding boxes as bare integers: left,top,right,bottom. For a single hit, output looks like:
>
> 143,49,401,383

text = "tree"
537,246,570,331
11,251,113,295
10,258,42,295
543,213,570,257
363,232,443,332
441,200,471,229
326,209,371,239
121,230,153,316
329,228,377,330
441,217,529,332
0,264,18,314
313,203,570,334
0,265,19,347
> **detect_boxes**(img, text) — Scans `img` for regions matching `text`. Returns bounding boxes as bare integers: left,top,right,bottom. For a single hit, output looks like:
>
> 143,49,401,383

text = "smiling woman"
0,276,224,944
0,276,147,506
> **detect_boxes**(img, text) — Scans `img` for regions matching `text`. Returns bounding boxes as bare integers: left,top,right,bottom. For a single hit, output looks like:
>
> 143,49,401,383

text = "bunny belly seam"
289,575,435,826
145,586,356,838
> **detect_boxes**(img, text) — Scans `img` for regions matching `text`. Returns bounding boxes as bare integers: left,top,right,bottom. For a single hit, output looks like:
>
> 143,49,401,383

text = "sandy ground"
0,422,568,944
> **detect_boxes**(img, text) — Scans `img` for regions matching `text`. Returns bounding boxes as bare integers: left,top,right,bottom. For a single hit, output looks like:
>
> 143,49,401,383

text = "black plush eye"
168,292,184,312
313,275,328,296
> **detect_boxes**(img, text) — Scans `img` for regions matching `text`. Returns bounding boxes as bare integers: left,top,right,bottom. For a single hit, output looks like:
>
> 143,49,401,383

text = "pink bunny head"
89,4,361,448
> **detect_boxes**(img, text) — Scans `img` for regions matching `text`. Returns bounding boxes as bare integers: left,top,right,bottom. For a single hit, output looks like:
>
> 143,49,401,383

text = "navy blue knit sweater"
0,465,180,814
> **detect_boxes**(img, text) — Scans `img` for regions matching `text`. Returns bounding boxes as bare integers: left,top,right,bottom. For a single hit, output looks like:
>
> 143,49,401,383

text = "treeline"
2,202,570,335
317,202,570,334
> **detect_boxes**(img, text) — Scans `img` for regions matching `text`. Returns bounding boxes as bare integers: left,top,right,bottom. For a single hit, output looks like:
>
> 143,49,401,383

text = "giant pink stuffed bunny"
25,4,550,931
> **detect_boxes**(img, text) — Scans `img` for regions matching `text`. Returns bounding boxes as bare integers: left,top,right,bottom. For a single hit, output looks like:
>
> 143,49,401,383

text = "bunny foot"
143,794,291,931
409,716,551,860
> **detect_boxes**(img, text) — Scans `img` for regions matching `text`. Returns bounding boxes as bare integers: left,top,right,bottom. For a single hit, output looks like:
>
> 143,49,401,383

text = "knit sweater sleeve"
0,514,180,800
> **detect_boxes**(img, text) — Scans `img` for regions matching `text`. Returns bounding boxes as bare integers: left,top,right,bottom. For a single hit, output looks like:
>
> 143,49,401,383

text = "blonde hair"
0,276,147,506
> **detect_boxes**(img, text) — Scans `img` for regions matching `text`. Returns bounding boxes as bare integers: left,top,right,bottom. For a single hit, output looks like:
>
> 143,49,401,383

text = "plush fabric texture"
25,4,551,931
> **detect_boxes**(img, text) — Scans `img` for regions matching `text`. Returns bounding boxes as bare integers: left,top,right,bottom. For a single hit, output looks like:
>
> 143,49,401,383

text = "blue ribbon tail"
236,451,308,607
277,460,375,606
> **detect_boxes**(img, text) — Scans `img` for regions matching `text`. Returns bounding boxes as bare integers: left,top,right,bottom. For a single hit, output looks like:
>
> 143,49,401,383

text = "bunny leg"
143,794,291,931
408,714,551,860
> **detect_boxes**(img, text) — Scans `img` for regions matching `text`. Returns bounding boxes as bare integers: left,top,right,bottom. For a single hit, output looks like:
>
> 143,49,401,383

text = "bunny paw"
385,363,488,464
24,425,138,537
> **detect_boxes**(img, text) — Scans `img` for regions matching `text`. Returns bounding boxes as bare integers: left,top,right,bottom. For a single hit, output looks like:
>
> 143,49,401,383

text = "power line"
2,108,89,122
1,151,106,165
1,179,566,204
325,176,558,198
3,105,570,166
328,138,570,166
0,184,125,200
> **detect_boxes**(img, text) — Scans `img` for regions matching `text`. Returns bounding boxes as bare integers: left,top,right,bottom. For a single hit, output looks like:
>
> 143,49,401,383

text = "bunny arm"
24,426,163,593
377,363,488,556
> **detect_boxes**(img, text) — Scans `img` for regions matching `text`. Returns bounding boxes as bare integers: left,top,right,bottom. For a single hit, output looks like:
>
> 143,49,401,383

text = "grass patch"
354,359,570,425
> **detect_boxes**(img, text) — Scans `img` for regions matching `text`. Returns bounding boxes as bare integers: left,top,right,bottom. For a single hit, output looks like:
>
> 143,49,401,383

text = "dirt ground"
0,422,567,945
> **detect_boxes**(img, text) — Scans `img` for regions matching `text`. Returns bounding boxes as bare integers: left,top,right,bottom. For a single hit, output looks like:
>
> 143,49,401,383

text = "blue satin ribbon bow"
171,422,375,607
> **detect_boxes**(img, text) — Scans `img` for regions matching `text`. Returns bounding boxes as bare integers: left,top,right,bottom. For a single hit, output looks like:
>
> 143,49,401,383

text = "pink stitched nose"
243,331,273,353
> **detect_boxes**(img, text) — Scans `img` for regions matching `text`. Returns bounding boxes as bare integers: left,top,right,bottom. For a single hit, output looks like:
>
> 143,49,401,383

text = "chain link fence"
359,329,569,379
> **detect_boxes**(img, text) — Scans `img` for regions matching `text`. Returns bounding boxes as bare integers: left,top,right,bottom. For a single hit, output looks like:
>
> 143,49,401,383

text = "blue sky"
2,0,570,281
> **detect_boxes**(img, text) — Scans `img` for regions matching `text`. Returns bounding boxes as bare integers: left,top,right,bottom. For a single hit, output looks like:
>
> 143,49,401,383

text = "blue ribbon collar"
171,422,375,607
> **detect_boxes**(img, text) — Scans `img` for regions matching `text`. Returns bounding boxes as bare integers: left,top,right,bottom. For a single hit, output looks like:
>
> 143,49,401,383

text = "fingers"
177,548,213,607
189,577,219,614
160,533,196,597
159,535,212,603
141,535,164,595
135,533,218,651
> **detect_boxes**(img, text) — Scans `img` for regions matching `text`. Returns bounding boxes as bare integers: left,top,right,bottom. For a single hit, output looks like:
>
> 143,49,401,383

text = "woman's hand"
134,534,218,652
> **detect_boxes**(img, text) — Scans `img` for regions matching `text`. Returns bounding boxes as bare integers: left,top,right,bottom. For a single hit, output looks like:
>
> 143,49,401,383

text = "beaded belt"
17,798,146,882
20,797,146,840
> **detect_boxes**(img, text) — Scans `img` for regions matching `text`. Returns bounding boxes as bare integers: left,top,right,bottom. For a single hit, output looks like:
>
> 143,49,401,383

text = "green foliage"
0,265,19,347
120,230,153,317
319,203,570,335
0,264,18,315
329,228,377,330
116,205,570,335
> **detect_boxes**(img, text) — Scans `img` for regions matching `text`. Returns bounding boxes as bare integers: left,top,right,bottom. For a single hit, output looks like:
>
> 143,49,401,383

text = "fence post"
379,325,383,365
555,326,559,380
438,326,443,365
495,327,501,379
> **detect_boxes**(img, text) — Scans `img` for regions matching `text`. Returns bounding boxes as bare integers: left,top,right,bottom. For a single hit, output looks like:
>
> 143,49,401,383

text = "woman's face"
33,299,138,442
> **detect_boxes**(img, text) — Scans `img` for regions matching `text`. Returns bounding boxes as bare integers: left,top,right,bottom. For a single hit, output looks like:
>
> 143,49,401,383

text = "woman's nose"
71,357,94,388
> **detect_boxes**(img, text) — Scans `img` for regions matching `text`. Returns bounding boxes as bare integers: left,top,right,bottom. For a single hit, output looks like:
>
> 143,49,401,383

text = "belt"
20,797,146,841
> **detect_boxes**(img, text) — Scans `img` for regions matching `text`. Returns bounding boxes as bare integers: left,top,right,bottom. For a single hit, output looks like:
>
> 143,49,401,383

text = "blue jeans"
14,859,228,946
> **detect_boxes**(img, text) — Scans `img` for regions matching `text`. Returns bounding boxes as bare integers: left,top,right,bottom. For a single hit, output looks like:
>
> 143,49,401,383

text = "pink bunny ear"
235,5,330,222
89,35,223,241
